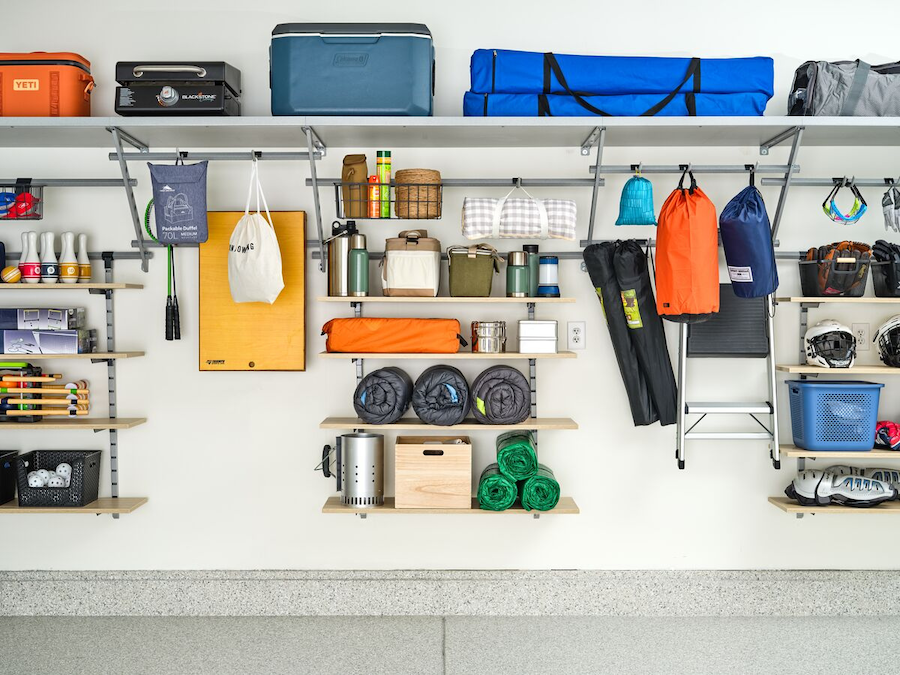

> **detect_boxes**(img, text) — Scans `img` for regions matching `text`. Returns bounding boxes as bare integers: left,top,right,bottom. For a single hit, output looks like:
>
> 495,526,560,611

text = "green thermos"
349,233,369,297
506,251,529,297
523,244,539,297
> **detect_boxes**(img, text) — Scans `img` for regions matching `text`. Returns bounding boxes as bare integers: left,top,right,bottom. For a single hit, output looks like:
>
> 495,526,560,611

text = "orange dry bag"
655,170,719,322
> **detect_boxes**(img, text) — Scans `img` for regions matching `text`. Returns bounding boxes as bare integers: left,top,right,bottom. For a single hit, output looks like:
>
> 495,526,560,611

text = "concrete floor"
0,616,897,675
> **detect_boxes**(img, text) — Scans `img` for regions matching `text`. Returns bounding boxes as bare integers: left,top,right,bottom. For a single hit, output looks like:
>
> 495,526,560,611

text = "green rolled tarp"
520,463,561,512
496,431,538,481
477,463,518,511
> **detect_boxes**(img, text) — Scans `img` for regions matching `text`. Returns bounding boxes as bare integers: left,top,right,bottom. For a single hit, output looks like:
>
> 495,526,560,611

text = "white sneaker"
786,470,898,507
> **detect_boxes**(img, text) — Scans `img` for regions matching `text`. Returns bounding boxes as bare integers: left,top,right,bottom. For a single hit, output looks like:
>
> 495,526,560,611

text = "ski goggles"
823,181,867,224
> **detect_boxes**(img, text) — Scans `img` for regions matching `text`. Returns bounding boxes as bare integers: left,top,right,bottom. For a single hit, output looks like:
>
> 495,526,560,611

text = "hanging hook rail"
108,150,321,162
589,164,798,175
761,176,898,188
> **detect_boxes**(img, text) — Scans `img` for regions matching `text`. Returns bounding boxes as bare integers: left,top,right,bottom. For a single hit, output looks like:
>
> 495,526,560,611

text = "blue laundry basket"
787,380,883,451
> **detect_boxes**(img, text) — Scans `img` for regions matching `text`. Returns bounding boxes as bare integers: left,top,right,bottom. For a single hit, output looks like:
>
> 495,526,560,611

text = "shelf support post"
109,127,150,272
675,323,688,470
585,127,607,243
302,126,327,273
768,127,804,242
102,253,120,520
766,294,781,470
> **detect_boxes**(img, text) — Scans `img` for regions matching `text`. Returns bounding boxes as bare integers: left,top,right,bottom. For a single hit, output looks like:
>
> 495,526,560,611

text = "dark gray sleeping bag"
412,365,470,426
353,367,413,424
470,365,531,425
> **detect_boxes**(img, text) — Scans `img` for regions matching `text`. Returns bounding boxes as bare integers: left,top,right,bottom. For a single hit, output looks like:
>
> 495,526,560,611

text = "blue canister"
537,256,560,298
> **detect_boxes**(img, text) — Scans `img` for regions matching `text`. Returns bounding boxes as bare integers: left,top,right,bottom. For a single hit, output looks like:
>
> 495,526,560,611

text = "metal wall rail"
5,250,152,262
310,249,589,262
589,164,799,175
108,151,320,162
305,177,605,188
0,178,136,187
762,177,898,187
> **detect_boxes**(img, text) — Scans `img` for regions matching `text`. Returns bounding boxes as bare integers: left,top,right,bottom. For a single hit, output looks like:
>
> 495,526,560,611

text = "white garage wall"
1,0,899,571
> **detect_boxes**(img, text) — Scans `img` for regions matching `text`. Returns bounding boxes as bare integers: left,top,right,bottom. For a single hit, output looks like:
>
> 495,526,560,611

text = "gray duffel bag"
789,60,900,116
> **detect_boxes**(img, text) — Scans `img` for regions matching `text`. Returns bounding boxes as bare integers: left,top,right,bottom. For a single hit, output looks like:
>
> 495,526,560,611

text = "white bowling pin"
18,231,29,277
40,232,58,284
23,232,41,284
59,232,78,284
76,233,91,283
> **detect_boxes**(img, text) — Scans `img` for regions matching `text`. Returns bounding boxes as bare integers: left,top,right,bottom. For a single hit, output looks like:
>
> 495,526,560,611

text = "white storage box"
518,320,558,354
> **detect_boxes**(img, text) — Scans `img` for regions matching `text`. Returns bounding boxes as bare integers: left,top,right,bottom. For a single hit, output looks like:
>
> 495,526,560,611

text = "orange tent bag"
322,318,465,353
655,170,719,322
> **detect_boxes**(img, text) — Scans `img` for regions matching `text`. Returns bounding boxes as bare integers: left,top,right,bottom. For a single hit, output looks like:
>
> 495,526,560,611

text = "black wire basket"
798,258,870,298
0,450,16,505
872,261,900,297
0,179,43,221
15,450,100,507
335,180,443,220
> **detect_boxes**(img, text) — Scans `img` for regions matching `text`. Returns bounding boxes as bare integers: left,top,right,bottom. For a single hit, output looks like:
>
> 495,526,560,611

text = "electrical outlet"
568,321,586,350
853,323,870,351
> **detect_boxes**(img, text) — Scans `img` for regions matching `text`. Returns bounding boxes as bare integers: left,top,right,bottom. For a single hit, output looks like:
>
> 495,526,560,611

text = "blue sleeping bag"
719,183,779,298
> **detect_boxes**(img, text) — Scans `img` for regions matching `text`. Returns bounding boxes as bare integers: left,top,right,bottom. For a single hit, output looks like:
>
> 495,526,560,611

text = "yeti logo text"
13,79,39,91
333,53,368,67
229,243,255,253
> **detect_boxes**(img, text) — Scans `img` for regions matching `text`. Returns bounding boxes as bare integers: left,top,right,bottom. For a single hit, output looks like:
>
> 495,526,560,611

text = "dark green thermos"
523,244,539,297
349,232,369,297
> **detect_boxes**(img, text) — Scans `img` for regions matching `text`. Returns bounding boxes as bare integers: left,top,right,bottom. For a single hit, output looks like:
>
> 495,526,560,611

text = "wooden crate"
394,436,472,509
199,212,306,371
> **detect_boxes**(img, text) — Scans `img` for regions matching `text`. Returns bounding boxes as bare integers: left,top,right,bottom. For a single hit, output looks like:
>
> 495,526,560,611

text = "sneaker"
822,465,863,477
785,470,898,507
862,468,900,485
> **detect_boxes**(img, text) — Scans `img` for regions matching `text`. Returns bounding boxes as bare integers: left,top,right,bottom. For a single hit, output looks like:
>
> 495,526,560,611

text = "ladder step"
685,402,772,415
684,431,773,440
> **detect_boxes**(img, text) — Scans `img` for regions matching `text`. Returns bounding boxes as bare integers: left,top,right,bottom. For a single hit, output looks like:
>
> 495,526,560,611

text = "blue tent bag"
719,181,778,298
615,176,657,226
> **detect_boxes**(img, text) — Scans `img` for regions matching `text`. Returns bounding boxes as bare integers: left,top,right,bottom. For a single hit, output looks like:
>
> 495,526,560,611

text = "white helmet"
805,320,856,368
874,314,900,368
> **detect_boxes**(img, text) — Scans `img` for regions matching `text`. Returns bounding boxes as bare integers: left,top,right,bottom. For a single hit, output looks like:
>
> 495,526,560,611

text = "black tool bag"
788,60,900,116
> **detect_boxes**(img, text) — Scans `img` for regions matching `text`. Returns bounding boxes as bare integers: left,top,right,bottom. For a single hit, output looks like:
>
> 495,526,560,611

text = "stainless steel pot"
471,320,507,353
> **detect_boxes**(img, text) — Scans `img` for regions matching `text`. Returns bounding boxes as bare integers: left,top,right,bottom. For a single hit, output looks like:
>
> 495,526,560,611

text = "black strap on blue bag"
540,54,701,117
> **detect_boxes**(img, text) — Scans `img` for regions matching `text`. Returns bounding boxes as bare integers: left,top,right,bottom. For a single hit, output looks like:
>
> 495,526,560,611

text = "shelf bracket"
106,127,148,153
769,127,804,242
109,127,150,272
585,127,607,243
759,126,801,156
102,254,120,520
580,126,603,156
302,126,327,273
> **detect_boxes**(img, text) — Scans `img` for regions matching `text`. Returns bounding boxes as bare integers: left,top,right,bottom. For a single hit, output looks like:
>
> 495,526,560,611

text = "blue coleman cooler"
270,23,434,116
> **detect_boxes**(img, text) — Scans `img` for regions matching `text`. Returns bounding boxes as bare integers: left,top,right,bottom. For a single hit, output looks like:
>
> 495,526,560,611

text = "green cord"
144,199,173,296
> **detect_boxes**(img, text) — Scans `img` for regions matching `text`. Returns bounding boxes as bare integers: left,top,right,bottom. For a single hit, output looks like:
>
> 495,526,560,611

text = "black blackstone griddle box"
114,62,241,116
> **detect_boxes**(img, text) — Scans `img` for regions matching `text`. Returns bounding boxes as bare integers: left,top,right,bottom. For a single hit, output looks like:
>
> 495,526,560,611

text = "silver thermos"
337,433,384,507
327,220,358,297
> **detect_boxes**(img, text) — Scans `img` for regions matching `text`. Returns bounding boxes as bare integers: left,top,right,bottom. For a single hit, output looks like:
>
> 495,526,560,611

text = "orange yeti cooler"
0,52,94,116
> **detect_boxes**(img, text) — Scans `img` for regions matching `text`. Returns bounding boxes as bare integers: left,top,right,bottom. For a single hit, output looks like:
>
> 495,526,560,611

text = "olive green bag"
448,244,502,297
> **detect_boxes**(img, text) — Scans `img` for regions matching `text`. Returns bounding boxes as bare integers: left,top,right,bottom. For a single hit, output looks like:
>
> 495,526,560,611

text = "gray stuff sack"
789,60,900,116
147,160,209,243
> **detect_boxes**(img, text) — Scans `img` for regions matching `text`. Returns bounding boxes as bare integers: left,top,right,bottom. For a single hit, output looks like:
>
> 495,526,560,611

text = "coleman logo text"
13,79,39,91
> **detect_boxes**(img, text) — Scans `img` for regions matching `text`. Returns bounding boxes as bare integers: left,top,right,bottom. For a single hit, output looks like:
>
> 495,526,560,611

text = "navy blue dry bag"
719,178,778,298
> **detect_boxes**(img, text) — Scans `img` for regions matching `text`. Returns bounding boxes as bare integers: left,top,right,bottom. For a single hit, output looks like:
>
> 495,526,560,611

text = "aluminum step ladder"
675,288,779,470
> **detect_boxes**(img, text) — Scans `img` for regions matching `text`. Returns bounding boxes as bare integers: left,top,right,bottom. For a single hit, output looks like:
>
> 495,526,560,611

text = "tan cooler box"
394,436,472,509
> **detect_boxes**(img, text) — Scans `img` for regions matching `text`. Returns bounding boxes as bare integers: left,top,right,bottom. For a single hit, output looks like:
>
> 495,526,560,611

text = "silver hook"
849,175,856,188
841,176,849,188
514,177,522,188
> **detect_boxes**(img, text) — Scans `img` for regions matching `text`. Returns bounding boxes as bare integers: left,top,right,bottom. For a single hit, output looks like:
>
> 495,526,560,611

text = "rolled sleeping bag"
496,430,538,481
412,365,470,426
519,463,561,512
353,366,413,425
470,365,531,425
477,463,518,511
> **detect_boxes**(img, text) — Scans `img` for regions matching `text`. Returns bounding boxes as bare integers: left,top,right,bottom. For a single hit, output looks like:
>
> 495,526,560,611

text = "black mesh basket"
872,261,900,297
15,450,100,507
0,179,43,221
798,258,869,297
0,450,16,505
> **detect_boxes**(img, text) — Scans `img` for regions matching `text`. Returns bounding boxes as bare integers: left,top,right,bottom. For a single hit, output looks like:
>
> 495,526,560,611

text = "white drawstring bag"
228,160,284,304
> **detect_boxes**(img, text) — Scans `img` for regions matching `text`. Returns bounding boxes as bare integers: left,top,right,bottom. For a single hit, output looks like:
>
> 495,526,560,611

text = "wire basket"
0,450,16,505
872,261,900,297
798,258,869,297
335,177,442,220
0,180,43,220
15,450,100,507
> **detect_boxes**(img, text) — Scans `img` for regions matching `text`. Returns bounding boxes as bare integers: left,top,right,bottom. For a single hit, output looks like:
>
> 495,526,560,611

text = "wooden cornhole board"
199,211,306,371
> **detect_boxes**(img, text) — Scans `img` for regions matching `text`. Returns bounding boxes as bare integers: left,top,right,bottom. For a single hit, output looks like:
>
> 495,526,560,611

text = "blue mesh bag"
615,176,657,226
719,177,778,298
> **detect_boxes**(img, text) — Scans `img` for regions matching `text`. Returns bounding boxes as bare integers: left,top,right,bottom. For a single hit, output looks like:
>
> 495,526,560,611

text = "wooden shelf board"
317,296,575,304
0,497,147,514
322,496,579,515
769,496,900,515
776,365,899,375
319,351,575,360
781,444,900,460
320,417,578,431
0,283,142,290
0,352,144,360
2,418,147,430
776,297,900,304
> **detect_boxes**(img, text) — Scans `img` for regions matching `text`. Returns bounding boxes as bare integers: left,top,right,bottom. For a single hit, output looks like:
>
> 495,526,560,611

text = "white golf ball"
35,469,50,486
47,476,66,488
55,463,72,479
27,475,44,488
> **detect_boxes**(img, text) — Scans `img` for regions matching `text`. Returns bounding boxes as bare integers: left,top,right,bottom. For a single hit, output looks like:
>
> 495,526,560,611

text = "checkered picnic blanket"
462,197,577,240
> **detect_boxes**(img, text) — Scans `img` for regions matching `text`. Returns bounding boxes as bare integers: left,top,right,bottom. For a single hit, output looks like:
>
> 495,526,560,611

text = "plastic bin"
15,450,100,507
787,380,883,451
0,450,16,505
798,258,869,297
872,261,900,297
